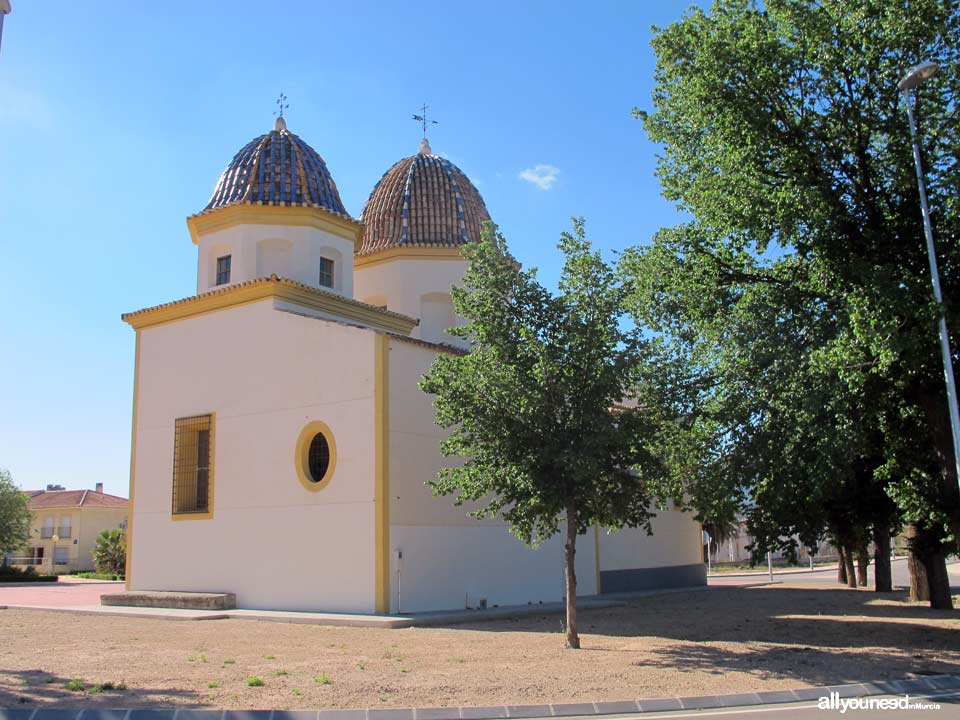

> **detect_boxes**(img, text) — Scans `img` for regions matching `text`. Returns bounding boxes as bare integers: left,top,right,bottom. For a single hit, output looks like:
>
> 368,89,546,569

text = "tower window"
172,414,214,517
216,255,232,286
319,257,335,288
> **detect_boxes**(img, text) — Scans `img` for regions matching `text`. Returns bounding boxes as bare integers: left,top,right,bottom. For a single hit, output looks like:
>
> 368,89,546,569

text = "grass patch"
64,679,85,692
314,673,333,685
208,682,220,689
264,655,275,660
223,659,236,665
274,670,289,677
292,689,303,696
246,677,265,687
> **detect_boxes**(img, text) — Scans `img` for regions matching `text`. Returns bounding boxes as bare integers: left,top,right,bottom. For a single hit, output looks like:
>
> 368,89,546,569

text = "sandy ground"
0,583,957,710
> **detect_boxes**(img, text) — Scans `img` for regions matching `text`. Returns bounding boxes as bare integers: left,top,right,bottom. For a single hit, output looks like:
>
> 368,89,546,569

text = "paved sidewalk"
0,675,956,719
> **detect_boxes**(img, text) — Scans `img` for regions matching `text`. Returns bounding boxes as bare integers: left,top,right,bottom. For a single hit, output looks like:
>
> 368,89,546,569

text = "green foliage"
64,679,85,692
0,565,57,582
245,676,265,687
627,0,960,572
92,527,126,576
0,468,31,559
421,219,675,646
421,220,669,544
314,673,333,685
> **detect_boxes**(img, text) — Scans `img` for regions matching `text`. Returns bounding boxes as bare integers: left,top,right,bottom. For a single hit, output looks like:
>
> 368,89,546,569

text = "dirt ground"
1,583,957,710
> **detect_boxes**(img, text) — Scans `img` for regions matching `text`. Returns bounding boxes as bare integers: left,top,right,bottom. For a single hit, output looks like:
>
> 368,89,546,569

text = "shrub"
246,677,265,687
93,528,126,576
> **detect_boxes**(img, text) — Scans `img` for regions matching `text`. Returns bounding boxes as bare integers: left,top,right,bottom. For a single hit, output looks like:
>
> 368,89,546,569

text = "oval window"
308,433,331,483
295,421,337,491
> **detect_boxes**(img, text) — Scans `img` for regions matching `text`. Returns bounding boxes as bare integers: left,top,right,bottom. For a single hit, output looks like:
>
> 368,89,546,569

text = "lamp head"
899,61,940,91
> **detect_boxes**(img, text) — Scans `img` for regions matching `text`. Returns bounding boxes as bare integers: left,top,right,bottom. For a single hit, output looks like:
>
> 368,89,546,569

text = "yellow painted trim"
124,331,141,590
122,277,417,335
171,412,216,521
374,334,391,614
594,525,602,595
354,246,465,269
295,421,338,491
187,204,362,246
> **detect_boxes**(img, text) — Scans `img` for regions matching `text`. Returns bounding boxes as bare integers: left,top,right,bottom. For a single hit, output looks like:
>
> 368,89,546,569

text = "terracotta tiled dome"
358,139,490,256
202,117,350,218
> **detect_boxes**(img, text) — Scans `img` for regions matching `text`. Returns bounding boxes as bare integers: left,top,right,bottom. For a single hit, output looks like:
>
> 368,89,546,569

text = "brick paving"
0,581,123,608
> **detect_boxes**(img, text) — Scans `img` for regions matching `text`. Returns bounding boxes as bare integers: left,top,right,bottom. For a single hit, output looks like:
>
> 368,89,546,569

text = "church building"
121,115,705,614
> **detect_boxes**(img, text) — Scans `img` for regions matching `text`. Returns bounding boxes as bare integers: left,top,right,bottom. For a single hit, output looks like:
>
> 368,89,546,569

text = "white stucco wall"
386,339,597,613
598,505,703,571
196,224,354,297
130,301,377,611
354,258,468,346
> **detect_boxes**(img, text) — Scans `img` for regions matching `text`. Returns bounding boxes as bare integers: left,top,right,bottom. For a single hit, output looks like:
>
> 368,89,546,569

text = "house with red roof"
8,484,128,574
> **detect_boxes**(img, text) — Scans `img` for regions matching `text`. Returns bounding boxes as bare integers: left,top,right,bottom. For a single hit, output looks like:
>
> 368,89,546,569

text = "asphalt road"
709,556,960,589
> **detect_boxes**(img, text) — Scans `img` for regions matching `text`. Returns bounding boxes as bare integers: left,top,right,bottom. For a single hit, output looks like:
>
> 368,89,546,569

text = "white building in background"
122,117,706,613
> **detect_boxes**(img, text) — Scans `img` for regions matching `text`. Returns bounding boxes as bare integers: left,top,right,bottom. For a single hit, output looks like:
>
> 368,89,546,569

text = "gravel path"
1,582,957,710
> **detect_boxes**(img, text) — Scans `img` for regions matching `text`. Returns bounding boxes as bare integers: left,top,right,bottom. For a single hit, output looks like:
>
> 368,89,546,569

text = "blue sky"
0,1,694,496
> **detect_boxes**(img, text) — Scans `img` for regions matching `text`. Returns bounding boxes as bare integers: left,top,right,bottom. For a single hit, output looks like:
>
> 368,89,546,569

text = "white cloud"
518,164,560,190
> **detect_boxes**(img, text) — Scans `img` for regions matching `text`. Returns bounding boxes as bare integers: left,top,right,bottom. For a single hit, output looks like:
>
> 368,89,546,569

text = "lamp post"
898,61,960,494
51,533,59,576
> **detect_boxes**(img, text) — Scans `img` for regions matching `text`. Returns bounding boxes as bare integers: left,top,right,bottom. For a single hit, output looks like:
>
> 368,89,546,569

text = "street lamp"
898,61,960,494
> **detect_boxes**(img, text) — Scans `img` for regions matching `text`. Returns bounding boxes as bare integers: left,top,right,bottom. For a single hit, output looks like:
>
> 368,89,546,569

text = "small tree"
421,221,667,649
0,468,31,564
93,528,126,576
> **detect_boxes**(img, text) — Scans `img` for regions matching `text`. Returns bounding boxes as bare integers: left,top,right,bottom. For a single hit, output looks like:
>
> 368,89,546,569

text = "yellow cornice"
122,276,418,335
186,203,363,245
353,245,465,269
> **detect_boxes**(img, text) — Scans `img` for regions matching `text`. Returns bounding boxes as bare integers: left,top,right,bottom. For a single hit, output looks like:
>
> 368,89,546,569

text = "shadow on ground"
450,585,960,685
0,668,206,708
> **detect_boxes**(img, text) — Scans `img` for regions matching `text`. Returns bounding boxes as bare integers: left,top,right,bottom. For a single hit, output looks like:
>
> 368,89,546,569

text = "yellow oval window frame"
295,421,337,491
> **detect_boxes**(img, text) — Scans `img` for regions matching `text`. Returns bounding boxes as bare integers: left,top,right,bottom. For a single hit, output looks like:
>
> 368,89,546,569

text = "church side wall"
130,300,377,612
597,506,706,592
386,339,598,613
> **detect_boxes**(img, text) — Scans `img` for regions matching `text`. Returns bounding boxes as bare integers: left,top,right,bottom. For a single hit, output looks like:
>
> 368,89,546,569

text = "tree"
93,528,126,576
630,0,960,607
0,468,30,563
420,221,668,648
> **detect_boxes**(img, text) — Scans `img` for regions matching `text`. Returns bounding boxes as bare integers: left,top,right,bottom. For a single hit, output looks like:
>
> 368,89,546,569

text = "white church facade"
121,116,705,614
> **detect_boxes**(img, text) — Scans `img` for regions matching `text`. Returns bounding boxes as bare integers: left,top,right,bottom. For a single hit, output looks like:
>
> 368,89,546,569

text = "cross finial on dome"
274,92,289,131
412,102,438,139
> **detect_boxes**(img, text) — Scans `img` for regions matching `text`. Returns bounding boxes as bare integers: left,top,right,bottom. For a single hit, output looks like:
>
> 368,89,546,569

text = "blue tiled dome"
203,118,350,217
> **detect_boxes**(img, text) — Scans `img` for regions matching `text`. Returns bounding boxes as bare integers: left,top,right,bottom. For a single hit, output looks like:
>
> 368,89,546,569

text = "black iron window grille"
172,414,213,515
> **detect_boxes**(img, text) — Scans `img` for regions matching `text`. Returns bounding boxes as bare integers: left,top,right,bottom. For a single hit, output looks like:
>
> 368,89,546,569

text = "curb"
2,675,958,720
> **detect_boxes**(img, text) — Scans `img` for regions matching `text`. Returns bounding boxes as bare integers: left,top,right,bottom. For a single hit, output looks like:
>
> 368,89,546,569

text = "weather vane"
412,103,438,138
274,92,289,119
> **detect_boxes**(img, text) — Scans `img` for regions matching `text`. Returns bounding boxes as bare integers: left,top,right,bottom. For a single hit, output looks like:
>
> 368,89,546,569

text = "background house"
6,484,128,574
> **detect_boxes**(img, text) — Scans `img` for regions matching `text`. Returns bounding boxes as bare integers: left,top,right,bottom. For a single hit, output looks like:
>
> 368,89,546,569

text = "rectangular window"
318,257,335,288
172,414,214,516
54,547,69,565
216,255,232,285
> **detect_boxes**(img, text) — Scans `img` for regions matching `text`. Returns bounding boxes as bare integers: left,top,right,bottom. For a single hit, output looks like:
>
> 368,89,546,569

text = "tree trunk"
855,545,869,587
564,502,580,649
843,545,857,589
909,552,930,602
837,546,848,585
920,548,954,610
873,524,893,593
906,524,930,602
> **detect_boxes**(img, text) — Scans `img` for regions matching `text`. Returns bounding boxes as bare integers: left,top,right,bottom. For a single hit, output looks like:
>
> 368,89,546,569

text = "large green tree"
0,468,31,563
629,0,959,607
421,221,669,648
